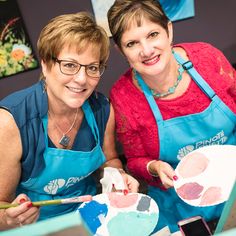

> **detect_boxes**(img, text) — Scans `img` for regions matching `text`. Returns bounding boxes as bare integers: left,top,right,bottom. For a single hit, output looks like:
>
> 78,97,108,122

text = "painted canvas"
91,0,195,37
91,0,115,37
159,0,195,21
0,0,38,79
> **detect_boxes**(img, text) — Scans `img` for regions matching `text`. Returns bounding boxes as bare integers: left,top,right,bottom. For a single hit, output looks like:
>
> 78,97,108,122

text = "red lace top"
110,42,236,188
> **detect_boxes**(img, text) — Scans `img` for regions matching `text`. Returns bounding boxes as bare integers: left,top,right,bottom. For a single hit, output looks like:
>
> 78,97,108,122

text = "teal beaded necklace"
150,63,184,98
134,63,185,98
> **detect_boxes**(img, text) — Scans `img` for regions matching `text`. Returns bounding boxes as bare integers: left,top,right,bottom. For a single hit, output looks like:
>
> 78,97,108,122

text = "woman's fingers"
127,175,139,193
121,173,140,193
4,194,39,228
19,207,40,225
158,162,176,188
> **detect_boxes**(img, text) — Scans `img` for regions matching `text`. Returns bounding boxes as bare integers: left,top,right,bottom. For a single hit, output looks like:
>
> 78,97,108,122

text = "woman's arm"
214,44,236,103
0,109,22,203
102,103,122,168
0,109,39,230
102,104,139,192
110,93,175,189
110,95,156,183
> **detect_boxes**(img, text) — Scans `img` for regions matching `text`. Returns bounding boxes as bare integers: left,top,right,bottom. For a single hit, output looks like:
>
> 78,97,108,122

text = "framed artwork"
91,0,195,37
91,0,115,37
159,0,195,21
0,0,38,79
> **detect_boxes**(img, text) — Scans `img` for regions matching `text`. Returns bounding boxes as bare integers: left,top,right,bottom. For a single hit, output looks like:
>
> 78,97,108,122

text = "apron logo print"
177,131,228,160
196,131,227,148
177,145,194,160
44,179,66,194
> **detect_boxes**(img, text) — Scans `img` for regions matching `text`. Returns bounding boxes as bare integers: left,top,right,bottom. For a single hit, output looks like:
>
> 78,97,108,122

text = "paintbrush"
0,195,92,209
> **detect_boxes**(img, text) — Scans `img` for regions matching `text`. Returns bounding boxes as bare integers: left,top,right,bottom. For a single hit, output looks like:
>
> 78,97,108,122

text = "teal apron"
134,51,236,232
17,100,106,221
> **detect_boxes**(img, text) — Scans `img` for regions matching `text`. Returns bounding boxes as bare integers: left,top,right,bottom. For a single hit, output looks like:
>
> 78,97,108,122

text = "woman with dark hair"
108,0,236,232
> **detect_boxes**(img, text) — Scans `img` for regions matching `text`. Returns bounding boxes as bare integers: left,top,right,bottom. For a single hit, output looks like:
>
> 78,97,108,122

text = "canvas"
91,0,195,37
0,0,38,79
159,0,195,21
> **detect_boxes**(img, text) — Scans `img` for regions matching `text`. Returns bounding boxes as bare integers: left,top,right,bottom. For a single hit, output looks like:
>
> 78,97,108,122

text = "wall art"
91,0,115,37
91,0,195,38
159,0,195,21
0,0,38,79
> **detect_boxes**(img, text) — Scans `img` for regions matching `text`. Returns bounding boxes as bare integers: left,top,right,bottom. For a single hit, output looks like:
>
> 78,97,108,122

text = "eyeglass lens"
58,60,105,77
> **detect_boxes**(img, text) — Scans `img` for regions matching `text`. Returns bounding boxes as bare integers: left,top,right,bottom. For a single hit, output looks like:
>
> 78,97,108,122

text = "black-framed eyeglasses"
52,57,106,78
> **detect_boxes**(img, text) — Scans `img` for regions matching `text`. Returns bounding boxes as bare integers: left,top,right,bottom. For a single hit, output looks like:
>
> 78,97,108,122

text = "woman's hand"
3,194,40,228
148,160,177,189
119,170,139,193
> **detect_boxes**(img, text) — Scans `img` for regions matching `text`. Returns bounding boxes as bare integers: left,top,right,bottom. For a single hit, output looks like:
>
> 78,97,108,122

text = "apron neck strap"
134,70,164,123
172,50,216,99
82,100,100,143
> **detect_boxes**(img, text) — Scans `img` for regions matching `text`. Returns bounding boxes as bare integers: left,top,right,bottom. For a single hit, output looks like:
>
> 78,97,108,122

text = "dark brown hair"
107,0,169,49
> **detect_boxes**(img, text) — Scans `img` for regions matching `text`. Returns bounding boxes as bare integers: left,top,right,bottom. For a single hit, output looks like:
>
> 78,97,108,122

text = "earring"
42,77,47,93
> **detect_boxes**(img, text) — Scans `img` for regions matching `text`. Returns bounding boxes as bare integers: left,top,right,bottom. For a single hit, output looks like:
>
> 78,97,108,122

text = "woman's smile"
142,55,160,66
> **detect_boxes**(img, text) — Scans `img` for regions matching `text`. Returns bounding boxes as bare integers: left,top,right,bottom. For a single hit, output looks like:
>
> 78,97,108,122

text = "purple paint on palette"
78,200,108,234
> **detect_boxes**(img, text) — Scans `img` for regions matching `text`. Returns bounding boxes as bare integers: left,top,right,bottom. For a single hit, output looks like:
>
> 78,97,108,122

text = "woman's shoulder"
175,42,223,62
176,43,235,110
0,81,44,108
89,91,110,119
0,81,47,127
89,91,109,109
175,42,217,52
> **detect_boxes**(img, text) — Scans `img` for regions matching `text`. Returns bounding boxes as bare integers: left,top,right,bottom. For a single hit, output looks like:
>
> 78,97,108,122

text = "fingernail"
123,189,128,195
27,202,33,208
19,198,26,204
173,175,178,181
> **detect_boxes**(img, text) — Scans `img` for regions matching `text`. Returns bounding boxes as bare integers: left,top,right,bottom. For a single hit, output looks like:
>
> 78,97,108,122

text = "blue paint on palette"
78,200,108,234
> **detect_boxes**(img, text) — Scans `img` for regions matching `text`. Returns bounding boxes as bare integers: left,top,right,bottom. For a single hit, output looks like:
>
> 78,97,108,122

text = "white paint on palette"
174,145,236,206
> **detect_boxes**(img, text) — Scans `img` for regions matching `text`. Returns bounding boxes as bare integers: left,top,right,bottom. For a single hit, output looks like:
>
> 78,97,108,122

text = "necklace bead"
150,64,184,98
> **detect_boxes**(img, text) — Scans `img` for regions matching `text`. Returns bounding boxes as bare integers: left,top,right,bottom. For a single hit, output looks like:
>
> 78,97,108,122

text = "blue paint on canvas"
159,0,195,21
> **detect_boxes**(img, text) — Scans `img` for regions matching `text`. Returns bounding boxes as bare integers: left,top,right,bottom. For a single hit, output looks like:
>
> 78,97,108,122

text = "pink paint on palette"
108,192,139,208
174,145,236,206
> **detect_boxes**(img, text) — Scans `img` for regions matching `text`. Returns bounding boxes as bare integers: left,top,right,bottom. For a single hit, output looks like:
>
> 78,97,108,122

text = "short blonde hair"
37,12,110,69
107,0,169,49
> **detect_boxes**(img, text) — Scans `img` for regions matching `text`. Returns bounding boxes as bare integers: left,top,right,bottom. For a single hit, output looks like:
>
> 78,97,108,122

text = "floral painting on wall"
0,0,38,79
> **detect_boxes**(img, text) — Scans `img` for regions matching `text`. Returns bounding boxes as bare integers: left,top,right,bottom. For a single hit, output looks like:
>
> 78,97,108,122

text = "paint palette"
174,145,236,207
77,192,159,236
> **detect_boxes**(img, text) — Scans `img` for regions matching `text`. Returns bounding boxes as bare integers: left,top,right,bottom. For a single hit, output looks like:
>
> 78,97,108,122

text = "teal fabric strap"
172,50,216,99
134,70,164,124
